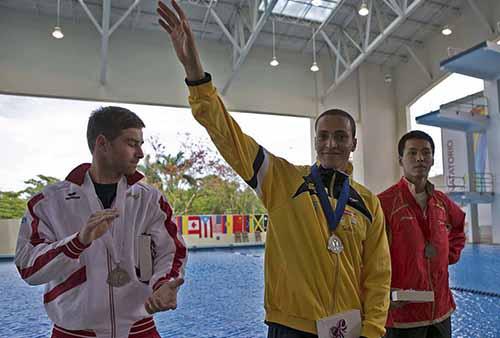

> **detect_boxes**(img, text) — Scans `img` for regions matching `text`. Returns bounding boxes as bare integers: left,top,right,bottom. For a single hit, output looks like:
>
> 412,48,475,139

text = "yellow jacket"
188,79,391,338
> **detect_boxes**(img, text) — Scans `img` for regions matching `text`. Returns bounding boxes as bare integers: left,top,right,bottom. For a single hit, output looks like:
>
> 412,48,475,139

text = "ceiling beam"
405,44,432,80
78,0,143,85
466,0,495,35
322,0,426,99
221,0,278,94
100,0,111,85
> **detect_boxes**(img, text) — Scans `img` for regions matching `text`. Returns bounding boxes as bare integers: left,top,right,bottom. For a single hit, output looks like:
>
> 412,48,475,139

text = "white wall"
321,62,399,193
0,219,20,256
0,8,316,118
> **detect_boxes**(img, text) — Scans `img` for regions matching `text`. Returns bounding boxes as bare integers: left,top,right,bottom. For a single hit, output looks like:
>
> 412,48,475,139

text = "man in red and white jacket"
378,131,466,338
15,106,187,338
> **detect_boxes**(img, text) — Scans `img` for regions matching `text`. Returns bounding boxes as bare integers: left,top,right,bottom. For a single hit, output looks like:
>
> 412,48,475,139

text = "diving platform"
416,92,489,132
440,41,500,80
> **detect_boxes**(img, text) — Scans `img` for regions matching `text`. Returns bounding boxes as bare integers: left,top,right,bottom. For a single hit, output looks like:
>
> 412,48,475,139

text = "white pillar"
485,79,500,244
466,132,480,243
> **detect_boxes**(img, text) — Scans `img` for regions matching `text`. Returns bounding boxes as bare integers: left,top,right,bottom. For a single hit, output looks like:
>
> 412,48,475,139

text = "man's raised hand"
157,0,205,81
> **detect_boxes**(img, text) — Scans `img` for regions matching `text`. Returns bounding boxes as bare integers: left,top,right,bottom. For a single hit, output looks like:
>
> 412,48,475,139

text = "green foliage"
0,191,26,219
0,175,60,219
139,134,265,215
20,175,60,199
1,135,265,219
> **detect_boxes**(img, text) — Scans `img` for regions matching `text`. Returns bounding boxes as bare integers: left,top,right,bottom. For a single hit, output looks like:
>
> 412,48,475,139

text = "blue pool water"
1,245,499,338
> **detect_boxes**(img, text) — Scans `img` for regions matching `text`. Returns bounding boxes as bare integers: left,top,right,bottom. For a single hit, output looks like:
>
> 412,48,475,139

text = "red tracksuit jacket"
378,178,466,328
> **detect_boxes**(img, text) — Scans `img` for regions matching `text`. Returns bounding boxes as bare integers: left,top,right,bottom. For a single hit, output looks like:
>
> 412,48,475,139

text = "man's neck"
89,163,122,184
405,175,427,193
319,163,346,172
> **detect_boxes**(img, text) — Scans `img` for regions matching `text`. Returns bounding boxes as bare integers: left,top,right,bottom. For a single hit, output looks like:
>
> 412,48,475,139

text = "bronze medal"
424,242,437,258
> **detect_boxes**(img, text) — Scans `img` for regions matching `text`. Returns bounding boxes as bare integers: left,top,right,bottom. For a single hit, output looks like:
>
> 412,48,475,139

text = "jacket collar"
315,160,354,176
398,176,435,198
65,163,144,186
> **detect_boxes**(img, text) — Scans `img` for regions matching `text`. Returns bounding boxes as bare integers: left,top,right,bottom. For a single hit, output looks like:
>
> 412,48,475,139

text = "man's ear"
398,156,403,166
95,135,108,153
351,138,357,152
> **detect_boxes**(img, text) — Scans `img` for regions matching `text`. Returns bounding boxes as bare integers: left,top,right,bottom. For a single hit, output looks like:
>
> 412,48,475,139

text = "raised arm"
156,0,294,211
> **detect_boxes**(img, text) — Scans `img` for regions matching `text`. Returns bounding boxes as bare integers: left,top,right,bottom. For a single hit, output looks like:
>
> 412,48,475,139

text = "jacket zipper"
107,253,117,338
424,208,436,322
97,198,117,338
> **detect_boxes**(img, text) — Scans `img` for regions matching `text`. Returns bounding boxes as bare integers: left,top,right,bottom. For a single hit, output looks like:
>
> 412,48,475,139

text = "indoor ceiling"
0,0,469,94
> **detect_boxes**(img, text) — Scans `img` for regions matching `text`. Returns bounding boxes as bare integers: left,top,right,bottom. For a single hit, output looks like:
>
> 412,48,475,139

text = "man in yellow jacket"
157,1,391,337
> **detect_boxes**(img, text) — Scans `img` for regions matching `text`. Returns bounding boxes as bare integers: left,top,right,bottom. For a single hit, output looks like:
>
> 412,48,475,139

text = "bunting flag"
200,215,214,238
225,215,233,235
182,215,189,235
251,214,267,232
175,216,183,235
213,215,226,234
262,214,269,232
187,215,202,237
232,215,244,233
174,214,269,234
243,215,250,233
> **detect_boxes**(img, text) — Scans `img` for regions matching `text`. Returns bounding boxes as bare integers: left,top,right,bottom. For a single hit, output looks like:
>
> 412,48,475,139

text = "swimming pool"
1,245,499,338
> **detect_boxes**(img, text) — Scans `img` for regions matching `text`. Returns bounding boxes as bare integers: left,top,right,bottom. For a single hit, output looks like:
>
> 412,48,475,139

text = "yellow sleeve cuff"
187,81,216,99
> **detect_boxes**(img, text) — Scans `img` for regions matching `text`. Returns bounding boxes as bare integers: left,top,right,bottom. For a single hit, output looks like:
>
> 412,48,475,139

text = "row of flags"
174,214,269,238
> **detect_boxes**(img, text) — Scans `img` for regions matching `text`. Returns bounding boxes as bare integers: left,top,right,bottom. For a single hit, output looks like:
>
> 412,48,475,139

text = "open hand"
157,0,205,81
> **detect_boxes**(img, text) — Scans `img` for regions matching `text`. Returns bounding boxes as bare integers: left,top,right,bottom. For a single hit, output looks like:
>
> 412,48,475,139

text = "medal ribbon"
311,163,350,233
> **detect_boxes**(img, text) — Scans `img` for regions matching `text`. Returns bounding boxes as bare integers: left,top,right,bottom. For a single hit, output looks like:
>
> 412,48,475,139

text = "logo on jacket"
293,176,317,198
330,319,347,338
127,191,140,200
65,192,80,200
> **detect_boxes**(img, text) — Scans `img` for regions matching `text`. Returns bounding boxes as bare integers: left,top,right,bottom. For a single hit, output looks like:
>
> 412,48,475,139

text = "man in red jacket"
378,130,466,338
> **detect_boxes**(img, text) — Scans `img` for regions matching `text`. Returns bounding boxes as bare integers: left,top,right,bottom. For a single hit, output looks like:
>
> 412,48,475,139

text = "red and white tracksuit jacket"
15,164,187,338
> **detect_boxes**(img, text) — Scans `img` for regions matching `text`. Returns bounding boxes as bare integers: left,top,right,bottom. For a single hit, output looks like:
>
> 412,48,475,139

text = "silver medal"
327,234,344,254
107,265,130,287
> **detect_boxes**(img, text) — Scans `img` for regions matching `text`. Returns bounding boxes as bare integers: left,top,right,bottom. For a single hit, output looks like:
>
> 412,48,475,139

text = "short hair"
314,109,356,138
398,130,435,157
87,106,145,152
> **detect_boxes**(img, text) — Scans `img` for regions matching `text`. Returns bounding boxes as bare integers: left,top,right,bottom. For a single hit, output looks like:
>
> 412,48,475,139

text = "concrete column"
485,79,500,244
466,132,480,243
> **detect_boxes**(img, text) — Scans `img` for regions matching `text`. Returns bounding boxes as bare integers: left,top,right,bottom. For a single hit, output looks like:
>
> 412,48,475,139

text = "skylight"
259,0,339,23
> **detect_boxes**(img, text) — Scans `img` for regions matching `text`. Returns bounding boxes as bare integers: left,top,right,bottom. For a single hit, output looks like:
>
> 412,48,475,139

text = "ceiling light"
270,19,279,67
52,26,64,39
52,0,64,39
441,25,452,36
311,0,322,6
358,1,369,16
310,27,319,72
